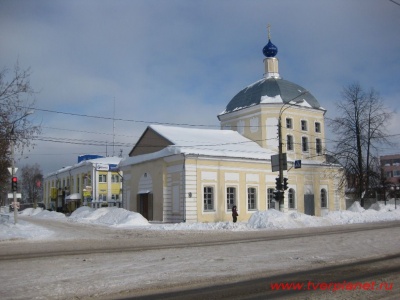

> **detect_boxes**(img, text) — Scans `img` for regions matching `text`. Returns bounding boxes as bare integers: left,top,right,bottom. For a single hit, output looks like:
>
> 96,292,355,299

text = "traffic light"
283,177,288,190
273,190,283,202
275,177,282,190
11,177,18,192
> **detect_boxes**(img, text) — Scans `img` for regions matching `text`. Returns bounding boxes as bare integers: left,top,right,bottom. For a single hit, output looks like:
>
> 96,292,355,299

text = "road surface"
0,217,399,300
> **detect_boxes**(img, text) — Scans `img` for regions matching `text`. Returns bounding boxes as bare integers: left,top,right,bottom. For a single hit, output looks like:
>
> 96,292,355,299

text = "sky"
1,0,399,175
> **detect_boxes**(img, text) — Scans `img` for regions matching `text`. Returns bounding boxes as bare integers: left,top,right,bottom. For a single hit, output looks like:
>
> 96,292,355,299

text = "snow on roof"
120,125,276,167
45,156,123,178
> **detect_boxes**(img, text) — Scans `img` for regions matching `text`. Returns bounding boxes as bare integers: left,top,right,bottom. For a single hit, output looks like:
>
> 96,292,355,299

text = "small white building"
43,155,123,212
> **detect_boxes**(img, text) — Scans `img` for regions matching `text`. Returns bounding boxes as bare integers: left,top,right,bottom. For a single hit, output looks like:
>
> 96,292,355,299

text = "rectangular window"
288,190,295,209
287,135,293,151
203,186,214,211
247,187,257,210
315,122,321,133
286,118,293,129
301,120,307,131
394,170,400,177
302,137,309,152
267,188,274,209
111,194,120,201
111,174,120,183
99,194,107,201
226,187,236,210
316,138,322,154
99,174,107,183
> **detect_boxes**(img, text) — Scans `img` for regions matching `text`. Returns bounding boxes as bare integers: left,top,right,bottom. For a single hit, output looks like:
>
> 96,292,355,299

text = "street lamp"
9,110,34,224
277,92,307,211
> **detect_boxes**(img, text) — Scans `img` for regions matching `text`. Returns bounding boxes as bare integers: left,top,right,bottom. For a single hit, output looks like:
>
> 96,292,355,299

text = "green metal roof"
221,77,322,115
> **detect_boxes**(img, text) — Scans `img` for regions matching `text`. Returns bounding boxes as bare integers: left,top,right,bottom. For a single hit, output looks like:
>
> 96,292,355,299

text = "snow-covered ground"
1,200,399,300
1,200,399,241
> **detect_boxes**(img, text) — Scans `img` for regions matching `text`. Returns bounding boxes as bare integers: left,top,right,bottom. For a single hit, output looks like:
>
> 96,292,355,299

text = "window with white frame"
321,189,327,208
315,122,321,133
287,135,294,151
99,174,107,183
286,118,293,129
316,138,322,155
99,194,107,201
247,187,257,210
203,186,214,211
267,188,274,209
111,174,120,183
111,194,120,201
301,120,308,131
302,136,309,152
288,188,295,209
226,187,236,210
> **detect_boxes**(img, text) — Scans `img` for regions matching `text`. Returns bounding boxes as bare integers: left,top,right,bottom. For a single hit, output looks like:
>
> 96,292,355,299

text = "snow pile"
0,220,55,241
21,207,67,220
247,209,331,229
20,207,43,216
347,201,365,212
70,206,150,227
1,201,400,241
325,201,400,224
69,206,94,219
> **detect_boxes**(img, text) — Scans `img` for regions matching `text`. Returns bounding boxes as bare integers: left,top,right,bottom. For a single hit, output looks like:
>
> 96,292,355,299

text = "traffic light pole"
278,114,284,211
276,93,307,211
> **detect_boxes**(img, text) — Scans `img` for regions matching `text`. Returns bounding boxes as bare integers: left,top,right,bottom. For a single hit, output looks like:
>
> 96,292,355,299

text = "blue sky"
1,0,399,174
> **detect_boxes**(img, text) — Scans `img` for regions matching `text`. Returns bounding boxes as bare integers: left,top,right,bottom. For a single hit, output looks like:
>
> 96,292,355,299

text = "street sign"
8,193,22,199
7,167,18,175
271,154,287,172
294,160,302,169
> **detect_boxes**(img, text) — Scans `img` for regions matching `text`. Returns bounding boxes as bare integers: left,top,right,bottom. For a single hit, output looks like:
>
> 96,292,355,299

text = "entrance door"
137,193,153,221
304,194,315,216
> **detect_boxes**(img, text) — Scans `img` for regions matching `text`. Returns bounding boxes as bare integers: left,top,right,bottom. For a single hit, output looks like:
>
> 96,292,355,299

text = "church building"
119,31,345,223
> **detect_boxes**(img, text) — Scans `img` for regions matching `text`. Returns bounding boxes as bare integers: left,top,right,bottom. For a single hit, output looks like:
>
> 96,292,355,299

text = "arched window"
321,189,327,208
288,188,295,209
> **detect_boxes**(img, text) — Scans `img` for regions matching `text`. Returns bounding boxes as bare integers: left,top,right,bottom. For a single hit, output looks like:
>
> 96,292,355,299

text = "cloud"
1,0,399,174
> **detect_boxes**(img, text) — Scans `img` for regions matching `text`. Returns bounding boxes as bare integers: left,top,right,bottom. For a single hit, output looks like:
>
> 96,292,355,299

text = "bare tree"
0,62,41,200
21,164,43,208
329,83,393,207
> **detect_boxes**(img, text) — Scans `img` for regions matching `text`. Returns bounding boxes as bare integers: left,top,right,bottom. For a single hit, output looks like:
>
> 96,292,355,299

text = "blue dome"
263,39,278,57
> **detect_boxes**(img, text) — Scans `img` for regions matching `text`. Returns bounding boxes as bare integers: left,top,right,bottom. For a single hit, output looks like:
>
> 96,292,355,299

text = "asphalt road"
122,253,400,300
